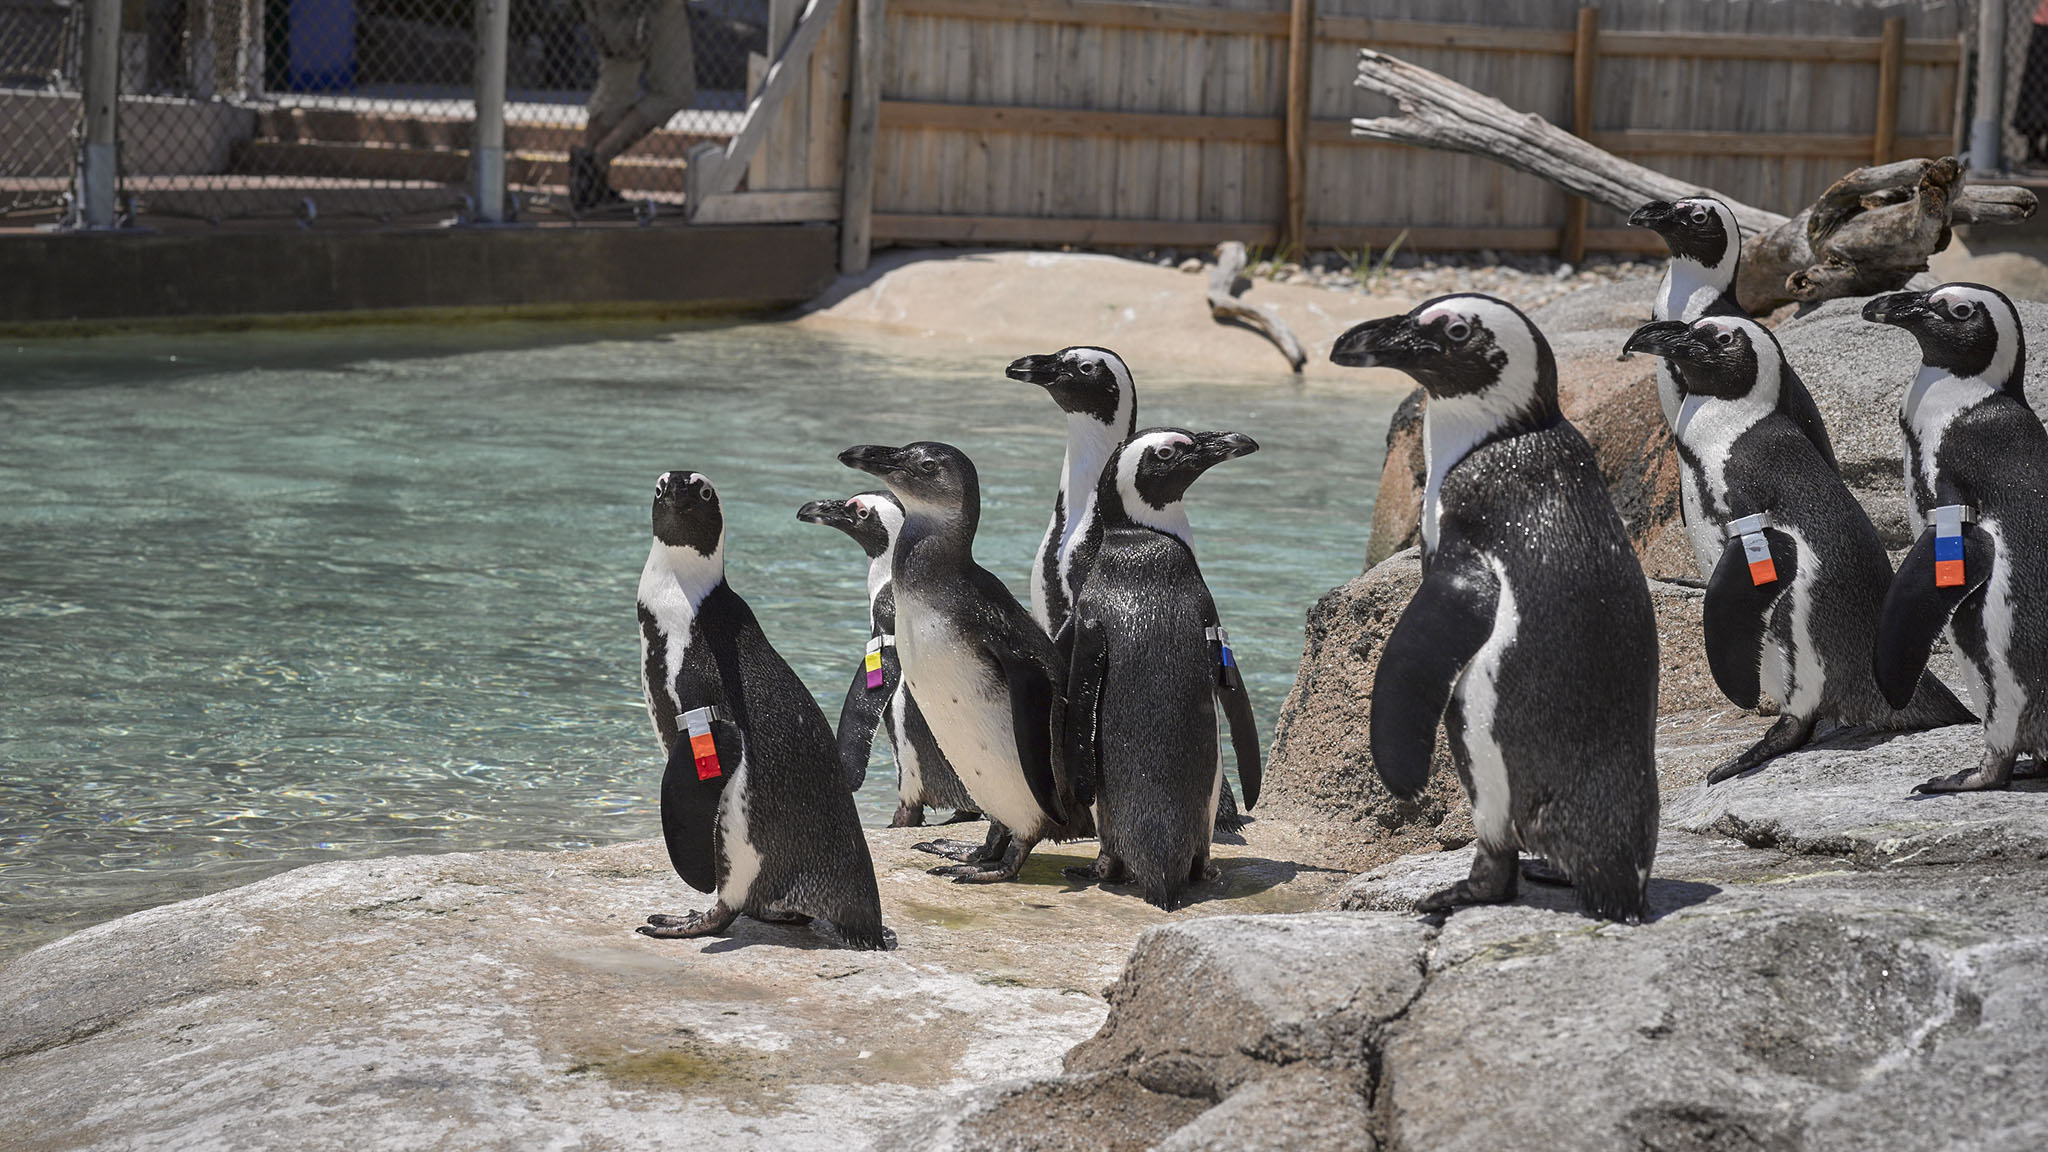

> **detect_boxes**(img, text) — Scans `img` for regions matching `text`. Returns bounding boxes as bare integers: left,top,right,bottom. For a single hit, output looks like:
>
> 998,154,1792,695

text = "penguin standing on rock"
1005,346,1251,832
1864,284,2048,792
635,471,891,949
1330,294,1660,923
839,442,1078,882
797,491,980,826
1062,428,1264,910
1622,316,1975,783
1631,196,1839,577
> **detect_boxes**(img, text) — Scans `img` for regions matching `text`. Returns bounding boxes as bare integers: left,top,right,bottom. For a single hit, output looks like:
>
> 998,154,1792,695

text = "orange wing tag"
1729,513,1776,586
1932,504,1974,588
682,706,724,780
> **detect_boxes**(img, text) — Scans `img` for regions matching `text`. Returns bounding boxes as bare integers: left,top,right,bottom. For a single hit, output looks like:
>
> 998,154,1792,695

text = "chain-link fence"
1,0,83,224
2003,0,2048,172
2,0,760,230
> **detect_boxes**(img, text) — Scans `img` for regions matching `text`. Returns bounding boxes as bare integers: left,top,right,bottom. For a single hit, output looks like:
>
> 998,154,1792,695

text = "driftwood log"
1349,49,2038,314
1208,241,1307,372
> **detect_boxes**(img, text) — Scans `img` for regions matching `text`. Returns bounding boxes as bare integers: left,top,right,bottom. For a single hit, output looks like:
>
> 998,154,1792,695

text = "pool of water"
0,319,1401,957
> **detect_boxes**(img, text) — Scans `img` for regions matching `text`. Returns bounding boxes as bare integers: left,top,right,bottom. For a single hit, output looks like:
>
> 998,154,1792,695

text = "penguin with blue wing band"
1865,283,2048,792
1623,316,1974,785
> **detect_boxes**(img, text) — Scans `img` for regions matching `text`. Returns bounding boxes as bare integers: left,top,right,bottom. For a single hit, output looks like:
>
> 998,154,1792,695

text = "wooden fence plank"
840,0,886,271
1874,16,1905,164
1283,0,1313,254
870,211,1669,253
1562,5,1599,264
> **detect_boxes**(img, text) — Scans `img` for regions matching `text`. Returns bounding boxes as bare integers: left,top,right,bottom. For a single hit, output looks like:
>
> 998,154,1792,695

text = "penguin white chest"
893,590,1040,830
1453,557,1520,850
716,749,761,907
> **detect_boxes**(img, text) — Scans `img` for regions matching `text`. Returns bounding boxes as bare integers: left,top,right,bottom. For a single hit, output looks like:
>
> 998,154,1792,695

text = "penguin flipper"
1703,528,1799,710
1207,609,1262,810
1875,525,1995,710
1369,547,1499,800
659,718,738,894
992,640,1066,826
834,643,896,792
1061,615,1107,811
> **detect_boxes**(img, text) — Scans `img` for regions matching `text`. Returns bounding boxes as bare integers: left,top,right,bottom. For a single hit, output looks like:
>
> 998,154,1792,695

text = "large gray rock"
1774,294,2048,547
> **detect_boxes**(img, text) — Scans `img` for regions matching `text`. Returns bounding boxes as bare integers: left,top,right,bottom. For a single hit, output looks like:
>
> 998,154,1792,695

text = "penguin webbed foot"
1519,856,1572,887
933,838,1034,884
1706,713,1816,785
914,822,1012,864
940,808,983,825
890,802,926,828
1416,844,1518,914
1061,852,1124,884
637,902,739,939
1914,749,2019,794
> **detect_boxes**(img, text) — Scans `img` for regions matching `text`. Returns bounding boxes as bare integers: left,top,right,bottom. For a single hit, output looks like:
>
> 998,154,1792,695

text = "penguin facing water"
1632,196,1840,577
1331,294,1660,923
1865,283,2048,792
1062,428,1264,910
797,491,980,826
635,471,891,949
1622,316,1974,783
1005,345,1251,833
839,441,1078,882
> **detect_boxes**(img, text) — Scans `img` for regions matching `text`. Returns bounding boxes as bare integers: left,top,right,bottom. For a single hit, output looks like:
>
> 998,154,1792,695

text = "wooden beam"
1283,0,1314,257
1584,129,1954,158
687,0,847,211
839,0,886,271
694,189,843,223
887,0,1962,64
881,101,1281,142
1874,16,1905,165
1562,6,1599,265
871,212,1667,253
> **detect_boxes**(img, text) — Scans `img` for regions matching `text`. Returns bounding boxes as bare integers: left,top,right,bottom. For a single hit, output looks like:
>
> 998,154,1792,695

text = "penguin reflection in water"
634,471,892,949
1331,294,1660,922
840,442,1080,882
1622,316,1973,784
796,490,981,826
1865,284,2048,792
1004,345,1252,831
1061,428,1264,910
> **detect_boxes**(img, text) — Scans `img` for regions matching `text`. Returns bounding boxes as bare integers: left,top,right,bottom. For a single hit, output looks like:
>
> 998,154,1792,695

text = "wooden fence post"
840,0,886,273
1283,0,1315,257
1874,16,1905,164
1561,5,1600,264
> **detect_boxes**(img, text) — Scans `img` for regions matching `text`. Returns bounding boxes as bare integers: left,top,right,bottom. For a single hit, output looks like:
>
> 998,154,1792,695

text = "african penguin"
1622,316,1974,783
1005,345,1252,833
838,441,1079,881
635,471,891,949
1864,283,2048,791
1631,195,1840,578
797,491,981,826
1061,428,1264,910
1330,293,1660,923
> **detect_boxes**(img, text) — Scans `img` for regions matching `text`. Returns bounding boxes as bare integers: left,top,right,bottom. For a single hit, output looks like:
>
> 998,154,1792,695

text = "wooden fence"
716,0,1971,268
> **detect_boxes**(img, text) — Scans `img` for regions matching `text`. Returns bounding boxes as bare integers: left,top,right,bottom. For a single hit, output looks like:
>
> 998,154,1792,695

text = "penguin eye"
1714,330,1735,347
855,506,870,520
697,486,714,502
1950,301,1975,321
1689,207,1709,225
1443,320,1471,343
920,460,939,475
1152,444,1177,461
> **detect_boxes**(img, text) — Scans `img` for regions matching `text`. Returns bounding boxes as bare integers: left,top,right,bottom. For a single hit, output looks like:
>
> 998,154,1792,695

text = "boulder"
1774,294,2048,548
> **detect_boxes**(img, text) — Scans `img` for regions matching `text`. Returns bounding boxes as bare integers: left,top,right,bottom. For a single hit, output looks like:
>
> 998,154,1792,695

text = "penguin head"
1111,428,1259,520
1864,283,2027,401
838,442,979,522
1004,347,1136,430
1629,196,1739,270
1331,294,1559,418
1623,316,1783,405
796,491,903,559
651,471,724,557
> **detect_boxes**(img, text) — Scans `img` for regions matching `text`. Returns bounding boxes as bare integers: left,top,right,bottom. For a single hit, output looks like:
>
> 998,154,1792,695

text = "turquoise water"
0,320,1399,955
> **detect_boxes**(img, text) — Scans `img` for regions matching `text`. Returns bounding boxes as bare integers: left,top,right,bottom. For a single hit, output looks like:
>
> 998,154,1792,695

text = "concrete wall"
0,90,256,177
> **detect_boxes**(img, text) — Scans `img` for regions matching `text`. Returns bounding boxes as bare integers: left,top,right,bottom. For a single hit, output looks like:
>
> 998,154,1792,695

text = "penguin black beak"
796,498,852,528
839,444,906,477
1330,314,1431,369
1193,430,1260,464
1863,290,1930,328
1621,321,1703,361
1627,201,1676,232
1004,354,1063,387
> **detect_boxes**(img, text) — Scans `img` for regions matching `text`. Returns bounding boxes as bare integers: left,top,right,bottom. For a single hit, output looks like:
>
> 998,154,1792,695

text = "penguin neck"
1421,380,1551,554
895,503,976,577
640,537,726,621
1059,407,1133,548
1902,363,1998,495
865,548,894,607
1103,467,1194,550
1673,388,1773,503
1657,254,1731,322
